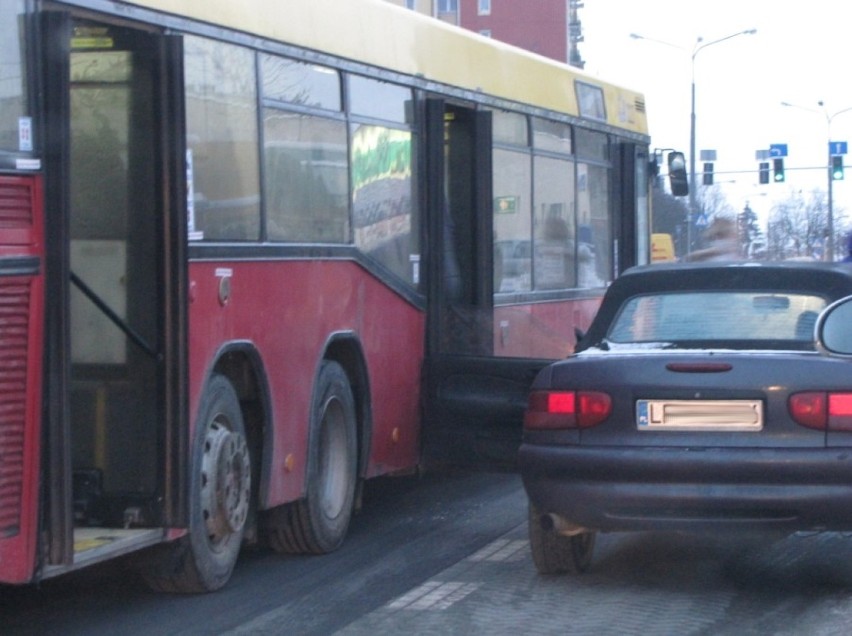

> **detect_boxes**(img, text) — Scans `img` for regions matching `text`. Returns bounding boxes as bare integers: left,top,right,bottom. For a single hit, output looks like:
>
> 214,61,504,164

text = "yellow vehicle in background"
651,233,676,262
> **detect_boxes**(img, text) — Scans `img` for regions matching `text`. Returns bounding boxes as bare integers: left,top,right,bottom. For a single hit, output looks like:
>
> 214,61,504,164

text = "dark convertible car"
520,261,852,574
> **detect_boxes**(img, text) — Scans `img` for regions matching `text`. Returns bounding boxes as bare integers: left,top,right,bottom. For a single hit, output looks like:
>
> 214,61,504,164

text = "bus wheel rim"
318,397,349,520
201,417,251,548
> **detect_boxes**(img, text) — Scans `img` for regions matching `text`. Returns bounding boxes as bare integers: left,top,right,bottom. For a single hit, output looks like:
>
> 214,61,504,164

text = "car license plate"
636,399,763,432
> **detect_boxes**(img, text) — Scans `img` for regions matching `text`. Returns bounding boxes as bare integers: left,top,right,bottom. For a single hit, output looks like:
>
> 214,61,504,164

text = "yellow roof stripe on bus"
123,0,648,135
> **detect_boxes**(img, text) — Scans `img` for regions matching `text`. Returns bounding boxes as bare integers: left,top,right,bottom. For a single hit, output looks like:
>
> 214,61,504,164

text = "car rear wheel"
528,501,595,575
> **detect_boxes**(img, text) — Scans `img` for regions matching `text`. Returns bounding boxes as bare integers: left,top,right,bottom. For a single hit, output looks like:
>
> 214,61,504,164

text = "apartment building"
383,0,584,67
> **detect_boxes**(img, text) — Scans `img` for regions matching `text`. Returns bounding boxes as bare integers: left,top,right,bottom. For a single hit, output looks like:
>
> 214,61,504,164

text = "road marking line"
468,539,528,562
387,581,481,611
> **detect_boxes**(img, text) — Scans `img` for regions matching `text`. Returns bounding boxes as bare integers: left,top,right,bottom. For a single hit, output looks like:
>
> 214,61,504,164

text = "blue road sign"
769,143,788,158
830,141,848,156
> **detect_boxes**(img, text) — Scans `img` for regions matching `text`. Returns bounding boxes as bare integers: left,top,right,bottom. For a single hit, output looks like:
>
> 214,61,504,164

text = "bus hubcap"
201,419,251,545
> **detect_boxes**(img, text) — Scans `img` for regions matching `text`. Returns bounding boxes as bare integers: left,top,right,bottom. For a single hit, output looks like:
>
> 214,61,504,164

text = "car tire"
528,501,595,575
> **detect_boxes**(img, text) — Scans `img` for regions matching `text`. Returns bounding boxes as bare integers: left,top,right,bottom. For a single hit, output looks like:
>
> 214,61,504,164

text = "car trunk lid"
544,350,852,448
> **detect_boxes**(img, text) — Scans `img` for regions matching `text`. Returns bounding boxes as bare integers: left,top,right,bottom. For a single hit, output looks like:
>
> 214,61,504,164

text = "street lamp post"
631,29,756,256
688,30,756,253
781,101,852,261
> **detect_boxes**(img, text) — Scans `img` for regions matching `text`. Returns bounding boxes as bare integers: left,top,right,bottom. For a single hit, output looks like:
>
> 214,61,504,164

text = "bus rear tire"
266,361,357,554
142,374,251,593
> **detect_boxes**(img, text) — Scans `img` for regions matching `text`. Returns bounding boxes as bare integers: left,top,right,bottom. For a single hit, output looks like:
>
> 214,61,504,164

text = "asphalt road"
7,471,852,635
0,471,528,635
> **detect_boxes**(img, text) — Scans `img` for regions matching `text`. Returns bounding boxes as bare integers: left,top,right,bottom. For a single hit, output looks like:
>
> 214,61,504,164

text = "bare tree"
691,185,737,252
652,184,740,258
765,189,847,260
652,182,850,262
696,185,737,219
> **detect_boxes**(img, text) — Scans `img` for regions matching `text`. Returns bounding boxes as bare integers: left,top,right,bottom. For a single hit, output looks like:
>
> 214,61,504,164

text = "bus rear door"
422,100,549,470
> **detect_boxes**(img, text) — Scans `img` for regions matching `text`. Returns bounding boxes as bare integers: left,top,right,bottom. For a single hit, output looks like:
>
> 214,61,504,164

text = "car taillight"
524,390,611,430
789,392,852,431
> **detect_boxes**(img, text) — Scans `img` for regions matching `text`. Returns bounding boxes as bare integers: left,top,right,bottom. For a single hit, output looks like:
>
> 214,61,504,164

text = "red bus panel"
0,175,44,584
187,259,425,507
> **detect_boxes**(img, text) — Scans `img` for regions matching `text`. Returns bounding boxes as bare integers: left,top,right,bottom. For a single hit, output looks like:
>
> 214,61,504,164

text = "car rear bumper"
520,444,852,533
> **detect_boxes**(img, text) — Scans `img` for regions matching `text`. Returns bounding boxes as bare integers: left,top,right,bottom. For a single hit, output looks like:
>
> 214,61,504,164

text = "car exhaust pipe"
541,513,587,537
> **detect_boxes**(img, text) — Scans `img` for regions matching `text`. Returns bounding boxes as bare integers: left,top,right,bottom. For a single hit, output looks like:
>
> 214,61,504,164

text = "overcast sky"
580,0,852,228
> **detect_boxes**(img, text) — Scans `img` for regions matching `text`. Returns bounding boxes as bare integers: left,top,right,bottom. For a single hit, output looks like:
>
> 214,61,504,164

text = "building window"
478,0,491,15
438,0,458,12
405,0,415,9
479,30,492,38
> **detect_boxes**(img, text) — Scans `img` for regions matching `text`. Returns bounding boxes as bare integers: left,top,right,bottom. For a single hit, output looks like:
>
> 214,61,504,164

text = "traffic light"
832,155,845,181
773,158,785,183
703,162,714,185
667,151,689,196
759,162,770,184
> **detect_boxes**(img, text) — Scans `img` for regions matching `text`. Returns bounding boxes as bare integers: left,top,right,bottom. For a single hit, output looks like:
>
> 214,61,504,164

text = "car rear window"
607,291,827,346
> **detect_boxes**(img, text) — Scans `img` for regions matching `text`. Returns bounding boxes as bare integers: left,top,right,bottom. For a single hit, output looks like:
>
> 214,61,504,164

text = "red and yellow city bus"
0,0,653,591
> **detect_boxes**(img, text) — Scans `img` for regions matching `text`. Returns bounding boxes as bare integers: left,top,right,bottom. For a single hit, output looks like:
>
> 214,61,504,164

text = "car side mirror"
816,295,852,355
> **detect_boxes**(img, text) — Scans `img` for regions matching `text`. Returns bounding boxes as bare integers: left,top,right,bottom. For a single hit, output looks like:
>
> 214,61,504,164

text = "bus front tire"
143,374,251,593
266,361,357,554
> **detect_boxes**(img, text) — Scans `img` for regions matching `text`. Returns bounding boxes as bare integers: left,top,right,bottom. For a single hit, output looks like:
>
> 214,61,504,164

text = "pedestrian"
684,217,738,262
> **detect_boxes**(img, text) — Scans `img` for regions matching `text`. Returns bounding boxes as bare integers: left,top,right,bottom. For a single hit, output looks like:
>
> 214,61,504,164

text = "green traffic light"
773,158,785,182
832,155,844,181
